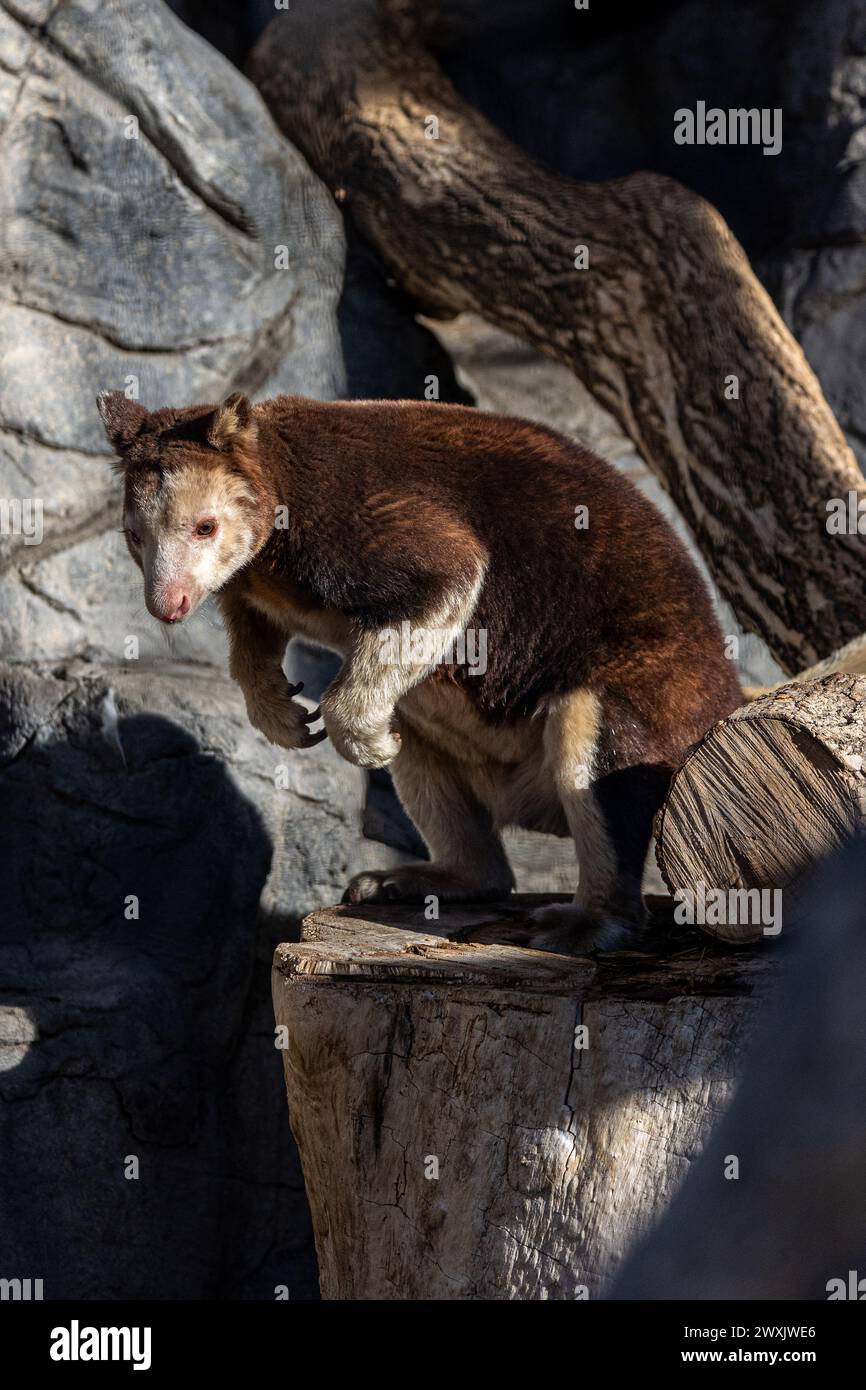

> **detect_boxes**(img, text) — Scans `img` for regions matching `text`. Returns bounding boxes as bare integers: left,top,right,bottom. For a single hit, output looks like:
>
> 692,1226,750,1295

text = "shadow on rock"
0,676,317,1299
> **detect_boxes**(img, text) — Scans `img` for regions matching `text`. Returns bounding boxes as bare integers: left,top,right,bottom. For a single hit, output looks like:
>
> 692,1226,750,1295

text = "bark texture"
248,0,866,673
273,896,778,1299
655,674,866,942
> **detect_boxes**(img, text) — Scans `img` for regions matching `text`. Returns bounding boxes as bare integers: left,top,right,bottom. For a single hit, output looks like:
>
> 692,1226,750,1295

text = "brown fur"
98,390,742,952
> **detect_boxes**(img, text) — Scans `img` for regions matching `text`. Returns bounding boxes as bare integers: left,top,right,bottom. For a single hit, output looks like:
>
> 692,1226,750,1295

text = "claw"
300,728,328,748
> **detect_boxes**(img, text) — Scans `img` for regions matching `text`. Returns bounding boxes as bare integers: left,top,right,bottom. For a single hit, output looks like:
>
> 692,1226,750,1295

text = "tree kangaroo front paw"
321,700,401,768
243,677,325,750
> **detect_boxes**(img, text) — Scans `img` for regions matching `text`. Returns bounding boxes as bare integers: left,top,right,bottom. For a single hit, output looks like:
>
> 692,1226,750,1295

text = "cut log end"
655,673,866,941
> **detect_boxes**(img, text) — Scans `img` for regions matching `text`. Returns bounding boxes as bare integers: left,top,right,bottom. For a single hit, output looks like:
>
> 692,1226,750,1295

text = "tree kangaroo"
97,390,741,952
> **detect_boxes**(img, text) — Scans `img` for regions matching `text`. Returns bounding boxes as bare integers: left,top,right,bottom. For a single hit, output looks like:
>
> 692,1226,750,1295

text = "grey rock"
0,659,399,1299
3,0,344,398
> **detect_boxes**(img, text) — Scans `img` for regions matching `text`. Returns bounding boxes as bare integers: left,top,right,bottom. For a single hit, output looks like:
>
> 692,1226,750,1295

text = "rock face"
0,660,400,1298
0,0,350,1299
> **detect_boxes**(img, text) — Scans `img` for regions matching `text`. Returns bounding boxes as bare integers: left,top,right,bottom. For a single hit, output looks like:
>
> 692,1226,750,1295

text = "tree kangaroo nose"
148,587,190,623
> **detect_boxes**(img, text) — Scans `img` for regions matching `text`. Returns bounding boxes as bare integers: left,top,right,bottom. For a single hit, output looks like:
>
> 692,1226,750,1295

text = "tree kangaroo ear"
96,391,149,458
206,392,255,450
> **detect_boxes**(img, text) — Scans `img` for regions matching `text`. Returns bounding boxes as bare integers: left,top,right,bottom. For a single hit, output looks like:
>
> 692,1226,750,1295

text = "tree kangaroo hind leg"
528,690,671,954
342,726,515,905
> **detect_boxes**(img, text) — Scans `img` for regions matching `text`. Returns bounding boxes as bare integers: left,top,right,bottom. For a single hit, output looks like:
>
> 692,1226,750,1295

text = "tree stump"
272,897,779,1299
655,674,866,942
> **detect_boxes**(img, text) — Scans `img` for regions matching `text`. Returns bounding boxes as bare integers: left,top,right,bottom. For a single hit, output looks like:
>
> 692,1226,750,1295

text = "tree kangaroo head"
97,390,267,624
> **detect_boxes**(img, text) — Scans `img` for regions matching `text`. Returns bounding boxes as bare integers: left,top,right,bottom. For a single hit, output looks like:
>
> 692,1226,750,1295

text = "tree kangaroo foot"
523,900,644,955
342,863,512,906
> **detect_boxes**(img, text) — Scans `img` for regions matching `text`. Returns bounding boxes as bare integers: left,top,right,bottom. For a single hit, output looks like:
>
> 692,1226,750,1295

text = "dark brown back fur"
250,396,741,771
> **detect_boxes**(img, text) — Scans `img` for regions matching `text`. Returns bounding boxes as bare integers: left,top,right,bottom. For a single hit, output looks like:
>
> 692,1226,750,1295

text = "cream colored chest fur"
242,570,563,833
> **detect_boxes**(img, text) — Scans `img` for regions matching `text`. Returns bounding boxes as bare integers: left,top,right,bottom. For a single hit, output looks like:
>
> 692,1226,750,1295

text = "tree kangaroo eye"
195,519,217,538
125,528,140,546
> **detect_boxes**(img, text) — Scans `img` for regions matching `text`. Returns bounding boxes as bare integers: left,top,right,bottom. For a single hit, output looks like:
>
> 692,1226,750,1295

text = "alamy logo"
826,492,866,534
674,882,782,935
826,1270,866,1300
674,102,782,156
0,497,43,545
0,1277,42,1300
50,1320,152,1371
378,621,488,675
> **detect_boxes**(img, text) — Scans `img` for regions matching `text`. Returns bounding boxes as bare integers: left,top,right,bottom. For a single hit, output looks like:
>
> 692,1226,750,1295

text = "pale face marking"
125,464,257,623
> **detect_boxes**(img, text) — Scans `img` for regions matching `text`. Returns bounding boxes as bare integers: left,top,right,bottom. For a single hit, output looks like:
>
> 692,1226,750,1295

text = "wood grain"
655,674,866,940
